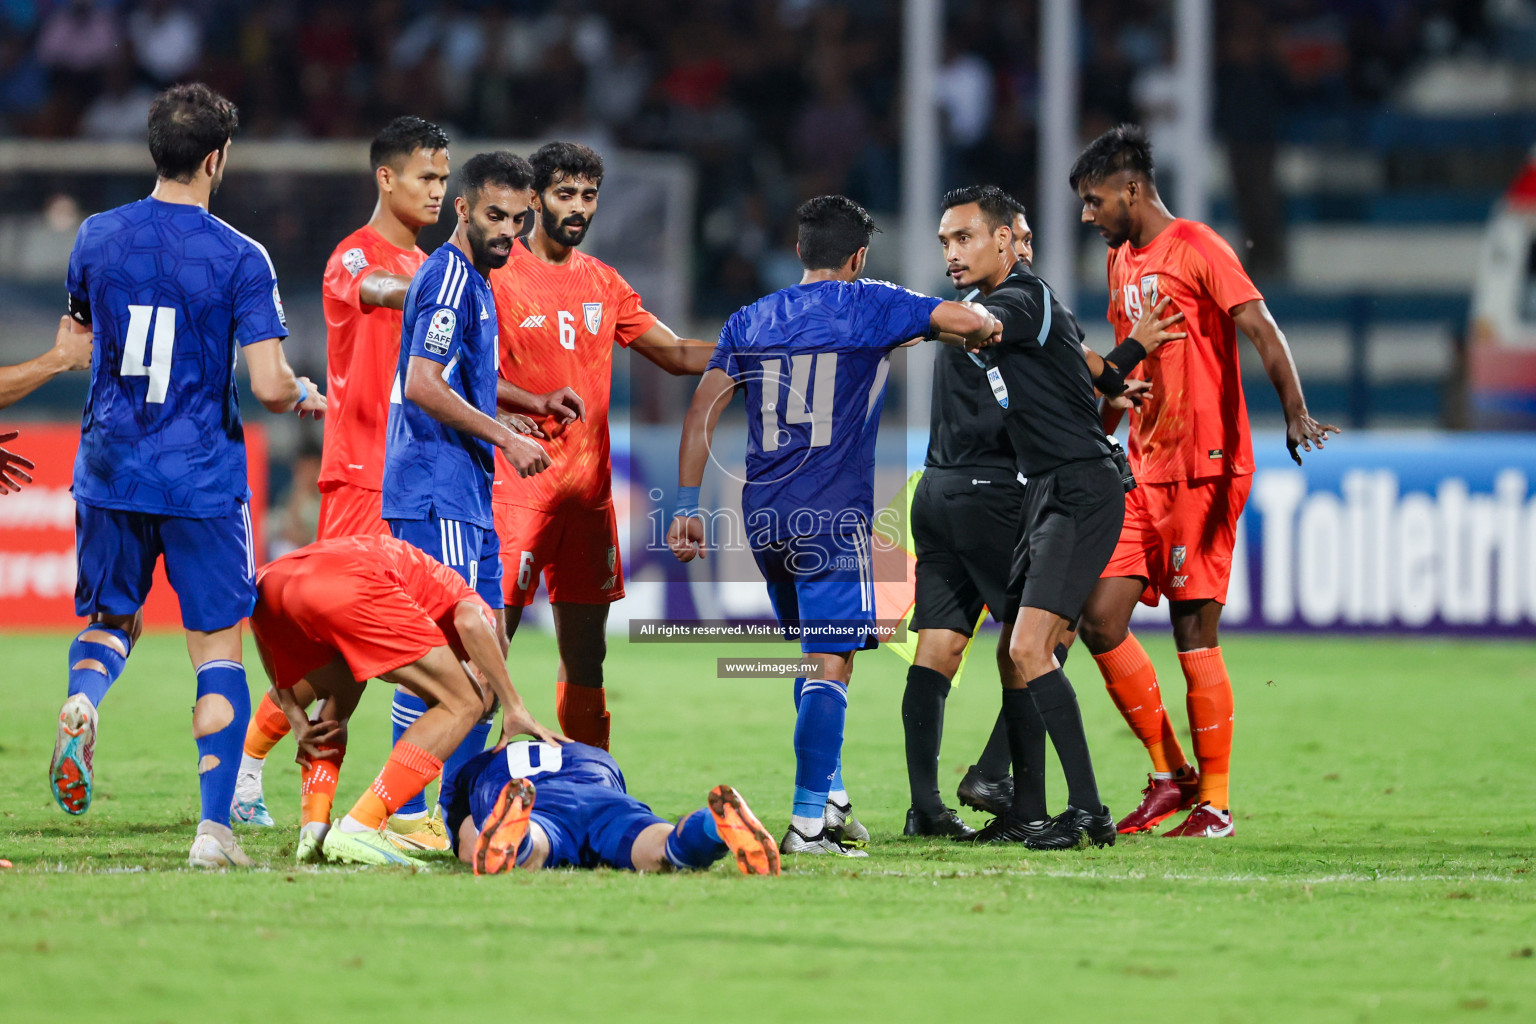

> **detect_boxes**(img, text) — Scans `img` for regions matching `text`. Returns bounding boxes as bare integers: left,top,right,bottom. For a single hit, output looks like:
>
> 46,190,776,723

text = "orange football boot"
472,779,536,875
708,784,781,876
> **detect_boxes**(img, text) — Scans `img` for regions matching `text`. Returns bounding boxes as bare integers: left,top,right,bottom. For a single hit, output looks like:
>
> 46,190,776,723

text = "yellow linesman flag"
873,470,985,684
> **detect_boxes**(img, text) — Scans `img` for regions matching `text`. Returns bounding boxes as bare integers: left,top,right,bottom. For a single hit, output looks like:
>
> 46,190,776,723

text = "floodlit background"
0,0,1531,634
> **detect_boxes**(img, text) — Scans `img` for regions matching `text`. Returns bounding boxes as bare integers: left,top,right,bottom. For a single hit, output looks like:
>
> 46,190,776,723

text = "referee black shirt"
924,338,1017,472
975,267,1110,477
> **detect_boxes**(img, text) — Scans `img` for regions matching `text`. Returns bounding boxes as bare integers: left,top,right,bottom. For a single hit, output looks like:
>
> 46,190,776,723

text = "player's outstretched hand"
0,431,35,494
53,315,93,371
295,377,327,419
1130,295,1186,356
501,434,551,477
538,386,585,424
499,410,545,438
499,703,568,747
1109,378,1153,410
667,513,706,562
1285,410,1341,465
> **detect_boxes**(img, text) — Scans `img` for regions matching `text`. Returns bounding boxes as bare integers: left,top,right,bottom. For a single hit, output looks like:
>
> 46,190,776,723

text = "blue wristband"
295,379,309,407
673,485,702,519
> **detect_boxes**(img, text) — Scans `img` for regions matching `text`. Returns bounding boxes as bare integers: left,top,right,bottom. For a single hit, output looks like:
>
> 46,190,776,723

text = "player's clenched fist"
500,433,550,477
667,513,706,562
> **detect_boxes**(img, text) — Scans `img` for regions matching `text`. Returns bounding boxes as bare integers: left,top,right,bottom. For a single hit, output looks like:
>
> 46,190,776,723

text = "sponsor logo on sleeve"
341,247,369,275
424,307,456,355
272,284,287,328
583,302,603,334
986,365,1009,409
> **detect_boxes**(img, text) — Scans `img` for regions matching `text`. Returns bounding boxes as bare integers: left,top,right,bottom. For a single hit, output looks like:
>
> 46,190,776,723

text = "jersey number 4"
122,304,176,404
760,353,836,452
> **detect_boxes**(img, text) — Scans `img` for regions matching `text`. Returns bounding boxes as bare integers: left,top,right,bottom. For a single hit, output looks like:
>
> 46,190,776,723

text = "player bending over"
669,196,999,856
249,534,561,866
235,116,452,832
1071,125,1339,838
447,741,779,876
49,84,325,869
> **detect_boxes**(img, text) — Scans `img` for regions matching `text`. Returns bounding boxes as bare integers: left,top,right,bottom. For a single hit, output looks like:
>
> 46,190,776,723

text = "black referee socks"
999,688,1050,821
1023,669,1103,814
901,665,951,816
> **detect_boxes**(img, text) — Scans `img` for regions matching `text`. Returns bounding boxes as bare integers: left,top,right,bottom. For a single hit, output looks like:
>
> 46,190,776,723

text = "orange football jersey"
319,225,427,491
1104,219,1262,484
489,239,657,511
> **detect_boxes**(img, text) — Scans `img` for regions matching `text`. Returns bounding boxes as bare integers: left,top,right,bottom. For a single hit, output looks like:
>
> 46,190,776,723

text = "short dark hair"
457,151,534,205
369,116,449,171
796,195,879,270
147,83,238,183
941,185,1026,232
530,141,604,193
1068,123,1156,191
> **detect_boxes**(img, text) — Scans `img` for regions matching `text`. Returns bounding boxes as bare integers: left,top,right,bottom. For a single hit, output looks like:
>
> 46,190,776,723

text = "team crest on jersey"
341,247,369,275
424,307,455,355
272,283,287,327
1171,545,1187,572
1140,274,1160,305
583,302,602,333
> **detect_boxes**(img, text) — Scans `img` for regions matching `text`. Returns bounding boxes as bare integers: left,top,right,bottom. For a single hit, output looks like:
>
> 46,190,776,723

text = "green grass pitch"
2,629,1533,1022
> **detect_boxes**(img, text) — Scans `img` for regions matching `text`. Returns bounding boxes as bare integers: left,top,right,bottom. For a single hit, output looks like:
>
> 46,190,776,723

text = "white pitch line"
839,867,1523,885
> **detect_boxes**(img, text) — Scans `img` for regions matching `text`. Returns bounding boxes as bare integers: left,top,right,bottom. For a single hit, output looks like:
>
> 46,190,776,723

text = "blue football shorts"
752,529,879,654
74,499,256,632
387,510,505,610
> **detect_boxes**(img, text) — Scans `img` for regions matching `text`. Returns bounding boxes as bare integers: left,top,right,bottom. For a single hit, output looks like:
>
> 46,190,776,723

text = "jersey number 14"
122,304,176,404
760,353,836,452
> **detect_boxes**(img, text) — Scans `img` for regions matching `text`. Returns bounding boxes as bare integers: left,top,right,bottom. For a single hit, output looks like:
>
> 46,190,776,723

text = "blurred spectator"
79,59,156,141
35,0,121,117
1216,2,1288,278
127,0,203,86
266,444,322,560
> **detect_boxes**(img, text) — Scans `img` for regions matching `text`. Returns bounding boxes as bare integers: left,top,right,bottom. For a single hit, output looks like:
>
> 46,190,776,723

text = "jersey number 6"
122,304,176,404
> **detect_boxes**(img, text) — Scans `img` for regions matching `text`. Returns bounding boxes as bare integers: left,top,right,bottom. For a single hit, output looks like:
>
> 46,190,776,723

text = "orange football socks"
243,693,292,759
557,681,610,750
1094,632,1189,776
346,742,443,831
1179,647,1234,810
301,745,345,826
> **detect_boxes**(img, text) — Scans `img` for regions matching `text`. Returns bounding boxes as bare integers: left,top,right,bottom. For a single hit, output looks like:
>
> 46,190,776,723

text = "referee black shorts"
1005,457,1125,626
911,468,1025,636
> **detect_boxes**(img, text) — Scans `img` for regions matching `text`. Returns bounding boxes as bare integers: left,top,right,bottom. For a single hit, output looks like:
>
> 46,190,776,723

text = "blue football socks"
664,807,727,869
193,660,251,828
791,677,848,824
67,626,131,708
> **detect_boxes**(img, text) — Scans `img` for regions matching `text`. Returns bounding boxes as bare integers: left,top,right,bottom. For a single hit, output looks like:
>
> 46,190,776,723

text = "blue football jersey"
382,243,500,529
708,279,940,544
65,198,288,516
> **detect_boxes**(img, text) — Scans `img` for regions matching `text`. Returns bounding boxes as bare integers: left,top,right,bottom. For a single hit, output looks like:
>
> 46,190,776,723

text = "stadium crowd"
0,0,1505,306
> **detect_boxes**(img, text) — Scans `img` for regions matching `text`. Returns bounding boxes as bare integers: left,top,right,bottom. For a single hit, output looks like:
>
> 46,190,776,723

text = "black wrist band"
1104,337,1147,375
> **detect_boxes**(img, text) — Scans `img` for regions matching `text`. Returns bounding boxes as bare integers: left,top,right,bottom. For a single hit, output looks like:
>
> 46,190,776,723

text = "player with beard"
378,151,552,845
490,142,713,751
232,117,453,841
1071,125,1337,838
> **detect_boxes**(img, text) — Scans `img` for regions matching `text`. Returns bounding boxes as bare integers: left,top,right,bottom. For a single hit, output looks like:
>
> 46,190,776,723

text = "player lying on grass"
248,534,561,866
446,741,780,876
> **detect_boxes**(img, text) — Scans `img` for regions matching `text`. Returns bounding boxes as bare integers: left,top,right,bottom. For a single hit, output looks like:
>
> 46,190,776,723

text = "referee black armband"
1092,338,1147,396
68,293,91,327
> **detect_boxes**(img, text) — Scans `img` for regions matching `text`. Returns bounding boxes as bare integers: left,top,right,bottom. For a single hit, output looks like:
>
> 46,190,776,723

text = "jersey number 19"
760,353,836,452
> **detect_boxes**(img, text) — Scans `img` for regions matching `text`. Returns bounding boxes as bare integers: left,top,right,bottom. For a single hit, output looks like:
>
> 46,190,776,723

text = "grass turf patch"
2,630,1532,1022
